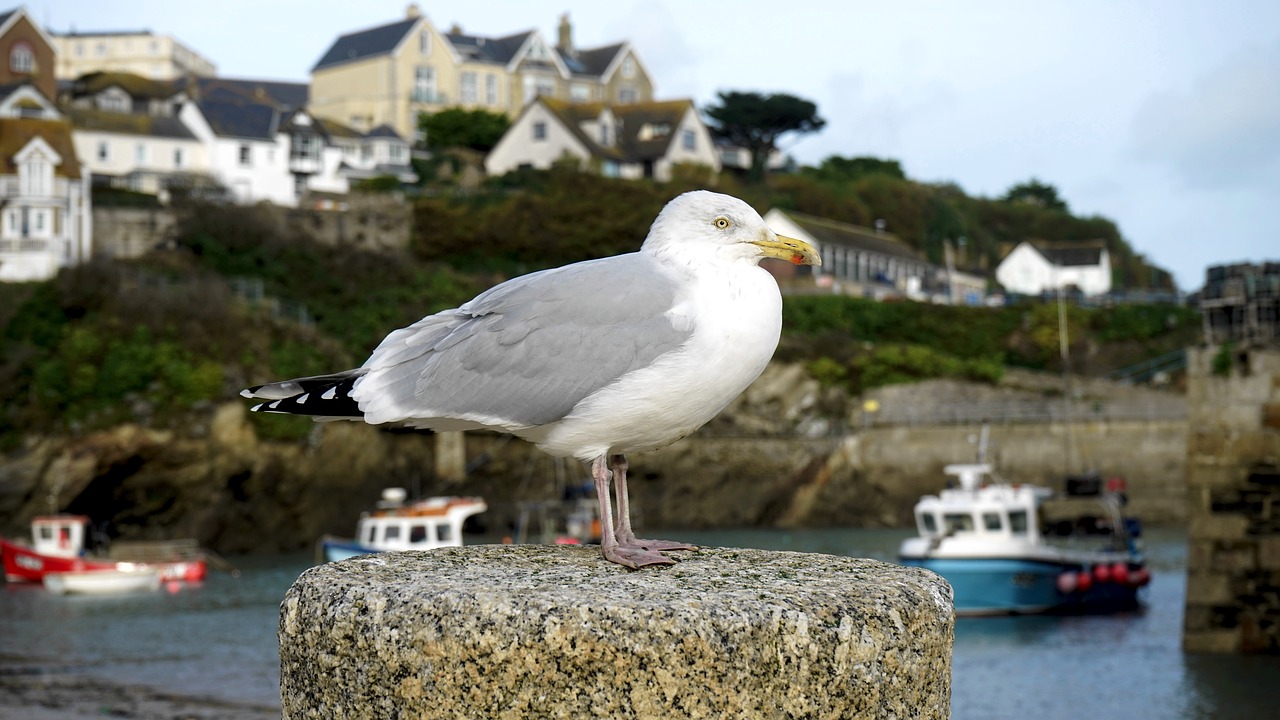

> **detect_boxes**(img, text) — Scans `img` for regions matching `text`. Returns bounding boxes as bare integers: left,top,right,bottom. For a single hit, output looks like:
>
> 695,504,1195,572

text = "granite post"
279,544,954,719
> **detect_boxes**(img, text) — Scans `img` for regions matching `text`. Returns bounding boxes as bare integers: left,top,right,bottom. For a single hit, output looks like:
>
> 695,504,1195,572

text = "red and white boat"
1,515,208,584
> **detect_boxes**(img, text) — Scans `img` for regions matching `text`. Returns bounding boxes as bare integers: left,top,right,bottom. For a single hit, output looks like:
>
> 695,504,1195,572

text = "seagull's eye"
714,216,731,229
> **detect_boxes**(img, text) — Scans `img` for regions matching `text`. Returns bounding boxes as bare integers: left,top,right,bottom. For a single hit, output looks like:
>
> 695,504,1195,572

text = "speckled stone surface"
279,545,953,719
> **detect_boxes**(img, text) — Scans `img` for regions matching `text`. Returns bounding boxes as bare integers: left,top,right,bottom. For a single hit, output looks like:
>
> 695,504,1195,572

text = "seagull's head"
642,190,821,269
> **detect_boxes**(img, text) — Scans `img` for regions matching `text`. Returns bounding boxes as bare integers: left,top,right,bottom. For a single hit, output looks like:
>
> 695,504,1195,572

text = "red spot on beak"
790,253,804,265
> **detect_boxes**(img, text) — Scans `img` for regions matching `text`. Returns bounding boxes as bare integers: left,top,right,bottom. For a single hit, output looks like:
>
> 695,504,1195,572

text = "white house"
68,106,207,197
995,240,1112,296
0,83,92,282
485,97,720,181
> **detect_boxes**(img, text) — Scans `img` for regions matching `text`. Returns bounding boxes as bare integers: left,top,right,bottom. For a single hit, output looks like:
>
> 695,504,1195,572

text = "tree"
703,91,825,182
419,108,510,153
1002,178,1069,212
803,155,906,184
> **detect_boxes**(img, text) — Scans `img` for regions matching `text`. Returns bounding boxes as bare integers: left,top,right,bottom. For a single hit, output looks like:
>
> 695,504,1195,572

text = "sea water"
2,528,1277,718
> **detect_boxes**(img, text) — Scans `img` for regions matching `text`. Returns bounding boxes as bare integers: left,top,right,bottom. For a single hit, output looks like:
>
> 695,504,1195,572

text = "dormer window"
419,30,431,55
622,56,636,79
10,42,35,74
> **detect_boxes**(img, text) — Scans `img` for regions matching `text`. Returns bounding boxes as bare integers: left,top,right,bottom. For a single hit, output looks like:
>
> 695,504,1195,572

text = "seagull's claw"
603,544,678,569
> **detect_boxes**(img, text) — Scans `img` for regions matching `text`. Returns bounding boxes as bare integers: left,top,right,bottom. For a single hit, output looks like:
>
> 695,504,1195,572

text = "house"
0,7,91,282
485,97,719,181
55,67,414,206
50,29,216,80
995,240,1112,296
309,4,653,141
763,208,936,299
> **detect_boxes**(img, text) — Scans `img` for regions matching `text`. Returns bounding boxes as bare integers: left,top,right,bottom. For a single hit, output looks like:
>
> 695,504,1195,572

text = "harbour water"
2,528,1278,718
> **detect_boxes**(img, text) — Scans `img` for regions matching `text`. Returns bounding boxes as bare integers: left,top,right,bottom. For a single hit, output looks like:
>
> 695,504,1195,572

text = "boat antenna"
1057,283,1078,477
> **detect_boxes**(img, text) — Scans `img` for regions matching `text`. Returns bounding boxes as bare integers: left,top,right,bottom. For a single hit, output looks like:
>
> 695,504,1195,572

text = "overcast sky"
28,0,1280,290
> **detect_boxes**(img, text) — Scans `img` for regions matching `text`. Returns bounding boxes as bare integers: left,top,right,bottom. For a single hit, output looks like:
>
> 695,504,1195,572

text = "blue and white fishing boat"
898,462,1148,615
318,489,487,563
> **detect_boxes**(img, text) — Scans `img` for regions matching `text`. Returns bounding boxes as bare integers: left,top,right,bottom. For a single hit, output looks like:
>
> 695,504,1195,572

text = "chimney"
406,3,421,19
557,13,573,53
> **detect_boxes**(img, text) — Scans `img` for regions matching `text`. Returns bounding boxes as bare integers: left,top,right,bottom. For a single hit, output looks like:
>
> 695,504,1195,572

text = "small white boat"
42,567,162,595
318,489,487,563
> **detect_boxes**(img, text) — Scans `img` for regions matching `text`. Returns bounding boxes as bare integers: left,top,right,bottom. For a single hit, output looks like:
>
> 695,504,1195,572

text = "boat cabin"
354,491,486,552
31,515,90,558
911,464,1052,542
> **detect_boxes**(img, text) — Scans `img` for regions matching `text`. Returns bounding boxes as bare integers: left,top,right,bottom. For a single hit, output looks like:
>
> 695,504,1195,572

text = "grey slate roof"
365,124,403,139
191,77,308,109
1032,241,1106,267
312,18,417,72
446,31,532,65
778,210,925,262
197,99,278,140
570,43,624,77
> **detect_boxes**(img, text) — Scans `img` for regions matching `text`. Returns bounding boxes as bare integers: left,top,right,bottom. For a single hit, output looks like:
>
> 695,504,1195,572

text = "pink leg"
592,455,673,569
611,454,697,553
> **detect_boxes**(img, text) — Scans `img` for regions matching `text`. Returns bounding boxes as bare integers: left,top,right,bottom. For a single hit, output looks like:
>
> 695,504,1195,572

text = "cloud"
1130,42,1280,190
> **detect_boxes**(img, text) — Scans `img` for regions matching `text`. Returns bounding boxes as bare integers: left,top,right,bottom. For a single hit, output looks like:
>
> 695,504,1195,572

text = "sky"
25,1,1280,291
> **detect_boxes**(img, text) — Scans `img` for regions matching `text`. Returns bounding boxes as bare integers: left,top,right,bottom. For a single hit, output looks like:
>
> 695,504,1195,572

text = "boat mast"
1058,284,1078,477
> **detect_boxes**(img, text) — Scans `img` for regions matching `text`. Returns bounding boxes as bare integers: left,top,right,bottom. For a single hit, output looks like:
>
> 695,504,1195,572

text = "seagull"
242,190,820,568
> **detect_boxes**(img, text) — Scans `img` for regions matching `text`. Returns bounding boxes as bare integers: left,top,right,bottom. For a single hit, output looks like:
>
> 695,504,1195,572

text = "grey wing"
354,253,693,429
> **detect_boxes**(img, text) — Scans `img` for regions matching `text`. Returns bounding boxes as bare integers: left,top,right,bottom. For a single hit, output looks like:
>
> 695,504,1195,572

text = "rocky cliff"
0,364,1187,554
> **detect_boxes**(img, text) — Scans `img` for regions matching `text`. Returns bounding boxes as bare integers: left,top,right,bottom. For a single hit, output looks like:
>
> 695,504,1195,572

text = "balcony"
410,89,449,105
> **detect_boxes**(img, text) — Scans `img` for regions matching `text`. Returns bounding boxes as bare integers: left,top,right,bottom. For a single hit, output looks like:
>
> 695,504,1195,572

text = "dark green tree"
419,108,510,152
1002,178,1069,212
703,91,826,182
803,155,906,184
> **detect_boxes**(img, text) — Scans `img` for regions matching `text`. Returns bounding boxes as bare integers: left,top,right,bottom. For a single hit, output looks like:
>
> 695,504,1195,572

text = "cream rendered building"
52,30,216,81
310,4,653,142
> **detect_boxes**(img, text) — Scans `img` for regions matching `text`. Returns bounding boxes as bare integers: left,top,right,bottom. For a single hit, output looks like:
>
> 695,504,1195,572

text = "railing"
859,399,1186,428
1109,349,1188,384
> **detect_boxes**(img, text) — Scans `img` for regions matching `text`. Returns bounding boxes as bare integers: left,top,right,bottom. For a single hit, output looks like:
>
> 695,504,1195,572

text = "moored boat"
898,463,1149,616
318,489,487,563
42,566,162,595
1,515,209,584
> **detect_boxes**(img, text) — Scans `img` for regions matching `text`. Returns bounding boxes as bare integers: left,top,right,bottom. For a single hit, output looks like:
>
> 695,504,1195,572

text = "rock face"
279,545,953,719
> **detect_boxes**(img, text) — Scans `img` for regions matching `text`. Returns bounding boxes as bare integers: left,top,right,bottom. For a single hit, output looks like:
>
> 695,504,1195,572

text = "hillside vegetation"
0,169,1196,446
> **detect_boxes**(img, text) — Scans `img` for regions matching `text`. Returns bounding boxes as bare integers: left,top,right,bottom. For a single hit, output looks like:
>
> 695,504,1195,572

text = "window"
461,72,477,104
363,525,376,544
238,144,251,166
384,525,401,541
97,142,109,161
1009,510,1029,535
622,56,636,78
436,525,452,542
618,86,637,104
75,42,85,57
532,121,547,141
135,143,146,165
921,513,938,533
570,83,590,101
414,65,436,103
10,43,35,73
410,524,428,544
20,154,53,197
983,512,1002,531
419,30,431,55
599,123,611,146
389,144,405,162
173,148,184,168
486,75,498,105
943,513,975,533
682,129,696,151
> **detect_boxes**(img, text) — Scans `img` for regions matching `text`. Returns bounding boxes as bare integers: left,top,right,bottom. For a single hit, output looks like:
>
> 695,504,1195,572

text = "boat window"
38,526,53,541
384,525,401,541
364,525,376,544
409,524,427,544
983,512,1002,531
943,514,975,533
1009,510,1029,535
436,525,453,542
921,513,938,533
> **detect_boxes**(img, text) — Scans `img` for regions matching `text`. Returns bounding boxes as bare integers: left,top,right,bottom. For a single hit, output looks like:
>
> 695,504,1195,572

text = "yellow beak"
753,234,822,266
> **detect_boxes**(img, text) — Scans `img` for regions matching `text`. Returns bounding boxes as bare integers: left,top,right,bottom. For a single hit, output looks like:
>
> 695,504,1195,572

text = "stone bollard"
279,545,953,719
